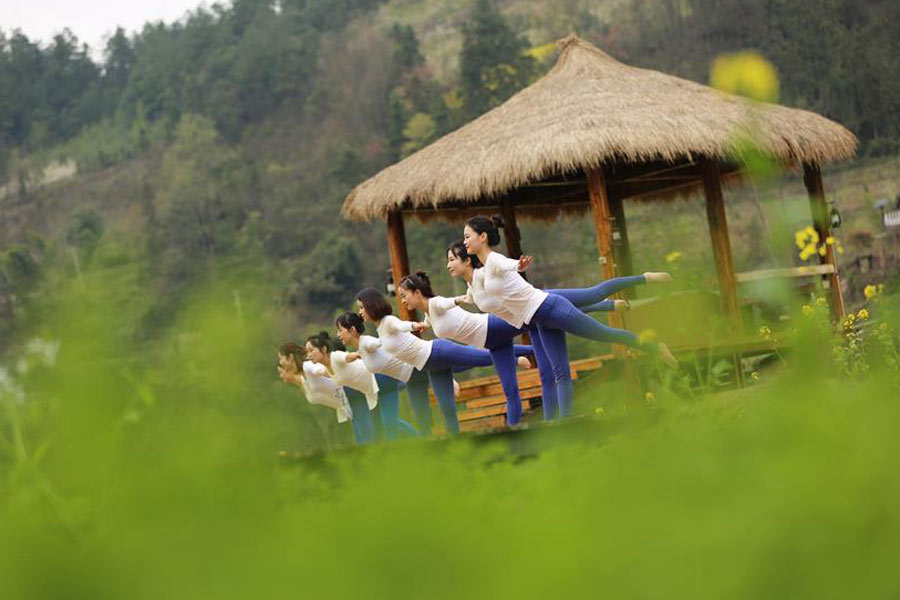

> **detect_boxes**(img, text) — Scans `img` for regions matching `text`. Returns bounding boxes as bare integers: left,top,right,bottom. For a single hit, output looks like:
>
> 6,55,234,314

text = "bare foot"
517,356,533,369
644,272,673,283
614,299,630,312
657,342,679,368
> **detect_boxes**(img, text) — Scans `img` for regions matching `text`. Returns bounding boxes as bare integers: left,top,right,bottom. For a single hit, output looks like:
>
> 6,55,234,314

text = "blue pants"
538,274,647,418
405,369,435,435
547,275,645,312
344,387,375,445
484,317,537,426
406,367,461,435
529,292,655,419
417,340,508,434
374,374,418,440
484,275,648,421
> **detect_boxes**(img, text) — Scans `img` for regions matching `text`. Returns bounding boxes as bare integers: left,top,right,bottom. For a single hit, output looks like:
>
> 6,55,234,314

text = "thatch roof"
343,35,857,222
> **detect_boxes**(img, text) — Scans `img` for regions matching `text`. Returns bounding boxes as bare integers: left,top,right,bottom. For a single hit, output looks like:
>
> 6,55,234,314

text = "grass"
2,260,899,598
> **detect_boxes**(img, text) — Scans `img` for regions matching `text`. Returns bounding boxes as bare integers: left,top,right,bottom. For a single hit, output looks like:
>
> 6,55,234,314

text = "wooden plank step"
433,415,506,435
459,375,540,397
429,370,579,405
466,387,543,410
459,368,544,389
460,415,506,432
459,401,531,422
426,354,611,405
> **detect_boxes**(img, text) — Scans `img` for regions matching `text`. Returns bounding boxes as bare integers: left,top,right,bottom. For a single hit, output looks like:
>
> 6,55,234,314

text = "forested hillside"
2,0,899,353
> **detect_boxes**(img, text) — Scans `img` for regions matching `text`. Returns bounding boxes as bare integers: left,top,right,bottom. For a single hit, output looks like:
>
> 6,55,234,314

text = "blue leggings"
423,339,530,434
374,374,418,440
485,275,648,421
538,274,647,418
406,366,465,435
529,292,657,419
406,369,436,435
344,387,375,445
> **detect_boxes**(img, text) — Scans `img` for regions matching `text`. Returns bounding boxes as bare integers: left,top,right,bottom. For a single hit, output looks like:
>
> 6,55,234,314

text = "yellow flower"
750,372,760,382
665,251,683,263
758,325,772,340
799,245,816,261
818,245,827,257
825,236,836,245
864,284,879,300
638,329,658,344
802,304,814,317
815,296,828,306
856,308,869,320
837,245,844,255
644,392,655,405
710,51,779,102
594,406,605,416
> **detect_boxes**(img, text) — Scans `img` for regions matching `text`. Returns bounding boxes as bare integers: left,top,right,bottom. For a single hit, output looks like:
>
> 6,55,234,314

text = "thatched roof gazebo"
343,35,856,357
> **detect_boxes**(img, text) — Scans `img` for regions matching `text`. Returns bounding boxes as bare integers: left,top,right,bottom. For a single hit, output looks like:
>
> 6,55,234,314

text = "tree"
459,0,535,119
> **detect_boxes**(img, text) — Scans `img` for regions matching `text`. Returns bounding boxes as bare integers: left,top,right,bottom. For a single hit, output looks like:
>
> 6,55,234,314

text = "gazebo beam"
701,159,742,332
386,210,415,322
803,163,845,319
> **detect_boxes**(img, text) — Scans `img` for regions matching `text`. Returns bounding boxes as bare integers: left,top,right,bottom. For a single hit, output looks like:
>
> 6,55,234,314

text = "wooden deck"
430,355,615,433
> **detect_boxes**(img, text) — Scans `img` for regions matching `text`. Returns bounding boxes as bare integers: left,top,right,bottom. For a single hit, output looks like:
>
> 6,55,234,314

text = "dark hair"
465,215,504,247
306,331,345,353
279,342,306,368
356,287,393,321
336,311,365,334
447,240,482,269
399,270,435,298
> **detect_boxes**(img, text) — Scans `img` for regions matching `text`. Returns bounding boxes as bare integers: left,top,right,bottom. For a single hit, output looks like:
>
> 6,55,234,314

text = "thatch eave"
342,36,857,223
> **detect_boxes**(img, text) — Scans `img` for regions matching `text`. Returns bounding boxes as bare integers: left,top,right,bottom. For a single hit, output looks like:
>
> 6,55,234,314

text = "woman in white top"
335,312,419,440
354,288,500,435
459,215,678,419
305,332,378,445
395,271,534,427
277,342,353,424
444,240,670,421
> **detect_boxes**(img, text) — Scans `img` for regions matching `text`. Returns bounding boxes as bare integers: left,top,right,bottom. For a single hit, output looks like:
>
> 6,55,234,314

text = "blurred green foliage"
1,254,899,598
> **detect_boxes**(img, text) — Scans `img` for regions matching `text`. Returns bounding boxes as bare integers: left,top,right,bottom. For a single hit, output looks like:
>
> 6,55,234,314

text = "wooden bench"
429,354,614,433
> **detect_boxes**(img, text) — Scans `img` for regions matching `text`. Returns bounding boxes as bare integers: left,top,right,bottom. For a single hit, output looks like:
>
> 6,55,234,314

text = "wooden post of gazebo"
500,196,533,351
701,160,742,330
386,210,414,321
587,166,641,394
701,158,744,386
608,194,635,299
803,163,845,319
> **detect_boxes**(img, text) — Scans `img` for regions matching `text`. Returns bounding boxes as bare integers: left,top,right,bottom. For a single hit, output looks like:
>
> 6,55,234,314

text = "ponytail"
399,270,435,298
465,215,504,247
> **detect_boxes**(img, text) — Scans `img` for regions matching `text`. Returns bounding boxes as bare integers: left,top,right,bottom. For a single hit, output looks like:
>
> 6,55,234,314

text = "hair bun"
318,331,331,339
491,215,505,229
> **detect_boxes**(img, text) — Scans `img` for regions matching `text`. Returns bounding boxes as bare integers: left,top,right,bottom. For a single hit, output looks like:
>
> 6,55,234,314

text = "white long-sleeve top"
425,295,489,349
376,315,433,370
307,351,378,409
469,251,548,328
300,361,352,423
358,334,414,382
